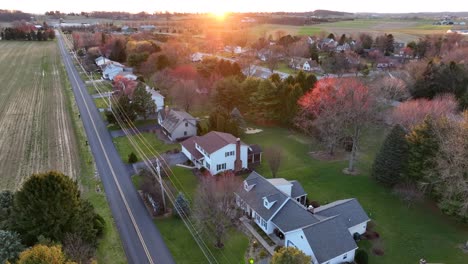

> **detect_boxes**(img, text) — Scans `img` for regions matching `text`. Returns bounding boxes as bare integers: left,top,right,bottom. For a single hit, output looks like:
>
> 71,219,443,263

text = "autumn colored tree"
391,94,458,130
297,78,376,172
17,245,75,264
271,247,311,264
112,76,138,98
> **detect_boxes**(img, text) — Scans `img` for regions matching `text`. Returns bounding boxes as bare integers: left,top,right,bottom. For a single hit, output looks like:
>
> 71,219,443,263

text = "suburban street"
56,31,175,264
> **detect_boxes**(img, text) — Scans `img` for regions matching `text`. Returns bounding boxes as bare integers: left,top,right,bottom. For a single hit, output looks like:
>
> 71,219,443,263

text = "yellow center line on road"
57,33,154,264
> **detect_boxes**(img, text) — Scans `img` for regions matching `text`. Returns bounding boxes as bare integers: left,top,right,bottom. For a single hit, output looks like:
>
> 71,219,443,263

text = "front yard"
243,125,468,264
113,132,179,163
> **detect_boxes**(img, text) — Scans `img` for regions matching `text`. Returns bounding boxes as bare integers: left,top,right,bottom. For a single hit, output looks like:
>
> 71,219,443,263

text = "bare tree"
62,233,95,264
393,182,423,208
265,146,283,177
193,172,241,248
266,45,284,73
170,80,198,112
377,75,410,101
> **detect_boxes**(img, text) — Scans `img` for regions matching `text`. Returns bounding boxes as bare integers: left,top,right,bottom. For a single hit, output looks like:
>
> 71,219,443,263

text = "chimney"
234,138,242,172
164,105,170,118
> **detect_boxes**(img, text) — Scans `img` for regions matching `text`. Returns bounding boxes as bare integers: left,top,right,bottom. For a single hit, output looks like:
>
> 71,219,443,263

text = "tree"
128,152,138,163
376,75,409,102
109,38,127,62
109,95,137,126
12,171,103,246
0,190,14,230
139,169,165,215
250,79,282,122
17,245,75,264
132,85,156,120
406,117,439,183
265,146,283,177
265,45,284,73
297,78,376,172
213,77,243,111
271,246,311,264
427,112,468,220
62,233,95,264
170,80,198,112
194,174,241,248
391,94,458,130
372,125,409,186
174,192,190,218
0,230,24,264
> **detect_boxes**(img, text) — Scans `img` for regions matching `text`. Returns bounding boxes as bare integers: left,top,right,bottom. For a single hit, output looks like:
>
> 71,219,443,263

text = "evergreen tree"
0,190,14,230
12,171,103,246
174,193,190,218
406,117,439,182
372,125,409,186
0,230,25,264
132,85,156,120
128,152,138,163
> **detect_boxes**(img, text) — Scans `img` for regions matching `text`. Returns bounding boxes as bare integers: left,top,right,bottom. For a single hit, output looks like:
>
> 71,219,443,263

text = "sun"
212,10,227,20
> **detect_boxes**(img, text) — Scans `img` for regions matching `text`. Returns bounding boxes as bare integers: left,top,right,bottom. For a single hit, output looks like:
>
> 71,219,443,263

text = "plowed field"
0,41,79,189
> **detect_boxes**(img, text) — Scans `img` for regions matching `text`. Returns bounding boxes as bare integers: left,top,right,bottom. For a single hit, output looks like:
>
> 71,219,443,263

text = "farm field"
250,19,452,42
0,41,80,189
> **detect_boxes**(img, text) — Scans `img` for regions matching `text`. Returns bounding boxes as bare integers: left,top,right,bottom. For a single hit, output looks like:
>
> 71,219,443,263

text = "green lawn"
113,132,179,163
94,97,110,109
107,119,157,131
243,125,468,264
155,217,249,264
87,81,113,95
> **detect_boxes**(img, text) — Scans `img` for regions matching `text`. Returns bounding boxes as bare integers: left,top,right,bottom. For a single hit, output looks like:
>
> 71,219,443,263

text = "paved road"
56,32,175,264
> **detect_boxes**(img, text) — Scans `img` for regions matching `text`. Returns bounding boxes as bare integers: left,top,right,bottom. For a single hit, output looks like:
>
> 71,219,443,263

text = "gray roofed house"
302,216,358,263
157,107,197,141
272,199,320,233
235,171,370,264
313,199,370,229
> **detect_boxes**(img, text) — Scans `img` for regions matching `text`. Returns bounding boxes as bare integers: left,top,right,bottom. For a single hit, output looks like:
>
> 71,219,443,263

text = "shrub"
128,152,138,163
259,250,267,258
355,249,368,264
310,201,320,208
372,247,384,256
353,232,361,241
274,245,284,252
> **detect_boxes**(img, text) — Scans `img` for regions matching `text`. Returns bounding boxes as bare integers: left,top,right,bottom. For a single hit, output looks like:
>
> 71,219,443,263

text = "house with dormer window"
235,172,370,264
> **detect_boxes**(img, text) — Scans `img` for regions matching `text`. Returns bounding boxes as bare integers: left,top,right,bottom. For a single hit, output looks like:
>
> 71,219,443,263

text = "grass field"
113,132,179,163
250,19,452,42
243,125,468,264
0,41,80,189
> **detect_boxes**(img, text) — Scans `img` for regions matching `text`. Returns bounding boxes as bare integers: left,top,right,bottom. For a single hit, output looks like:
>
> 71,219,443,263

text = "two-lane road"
57,31,175,264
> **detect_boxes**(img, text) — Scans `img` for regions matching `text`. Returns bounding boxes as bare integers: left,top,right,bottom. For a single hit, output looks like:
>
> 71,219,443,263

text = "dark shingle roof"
161,109,196,133
271,199,320,233
196,131,246,154
248,144,262,155
180,136,203,160
313,199,370,229
302,216,357,263
236,172,288,221
290,180,306,198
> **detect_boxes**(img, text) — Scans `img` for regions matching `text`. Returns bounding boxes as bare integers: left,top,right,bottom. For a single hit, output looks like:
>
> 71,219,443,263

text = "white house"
191,52,204,62
145,86,165,111
157,107,197,141
95,56,109,67
181,131,250,175
236,172,370,264
102,64,124,80
224,46,243,54
115,71,138,81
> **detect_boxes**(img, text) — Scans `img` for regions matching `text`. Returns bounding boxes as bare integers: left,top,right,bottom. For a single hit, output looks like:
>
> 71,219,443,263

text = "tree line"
1,21,55,41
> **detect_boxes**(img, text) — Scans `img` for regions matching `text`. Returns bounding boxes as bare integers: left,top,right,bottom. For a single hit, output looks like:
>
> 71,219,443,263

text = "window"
343,254,347,260
205,162,210,169
216,163,226,171
184,131,187,136
185,122,188,127
225,151,235,157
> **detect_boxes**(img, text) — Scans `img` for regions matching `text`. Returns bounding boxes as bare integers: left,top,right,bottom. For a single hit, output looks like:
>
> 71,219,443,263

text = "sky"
4,0,468,14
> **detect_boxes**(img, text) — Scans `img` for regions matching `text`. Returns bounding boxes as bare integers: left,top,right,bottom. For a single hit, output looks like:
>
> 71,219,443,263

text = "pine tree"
0,230,24,264
372,125,409,186
132,85,156,120
406,117,439,182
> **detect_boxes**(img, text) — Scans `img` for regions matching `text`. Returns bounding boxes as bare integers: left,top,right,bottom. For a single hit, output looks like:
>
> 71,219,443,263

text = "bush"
259,250,267,258
274,245,284,252
128,152,138,163
355,249,368,264
353,232,361,241
310,201,320,208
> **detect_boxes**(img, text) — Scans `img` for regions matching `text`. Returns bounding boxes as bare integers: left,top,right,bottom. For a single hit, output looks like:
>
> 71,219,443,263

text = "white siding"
320,248,356,264
348,221,369,236
170,122,197,141
284,230,317,262
205,144,248,175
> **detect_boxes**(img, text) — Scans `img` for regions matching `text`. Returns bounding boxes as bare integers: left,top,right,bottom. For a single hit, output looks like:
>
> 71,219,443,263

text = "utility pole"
155,158,167,212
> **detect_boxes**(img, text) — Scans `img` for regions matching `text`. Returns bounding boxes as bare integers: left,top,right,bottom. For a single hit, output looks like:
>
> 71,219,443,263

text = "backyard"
242,124,468,264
